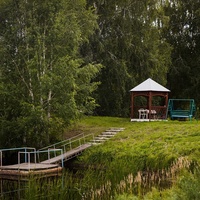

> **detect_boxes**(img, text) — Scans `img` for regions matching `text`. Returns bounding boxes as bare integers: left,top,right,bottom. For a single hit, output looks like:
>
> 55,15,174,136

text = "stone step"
106,128,125,132
91,139,105,143
89,127,125,146
101,132,117,135
100,134,115,137
89,142,100,145
95,136,110,140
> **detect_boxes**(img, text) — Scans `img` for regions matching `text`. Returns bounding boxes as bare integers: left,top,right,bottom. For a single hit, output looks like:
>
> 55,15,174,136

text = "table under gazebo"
130,78,170,121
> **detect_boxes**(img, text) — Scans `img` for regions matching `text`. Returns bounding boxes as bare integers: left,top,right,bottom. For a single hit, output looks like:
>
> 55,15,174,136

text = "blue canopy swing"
167,99,196,120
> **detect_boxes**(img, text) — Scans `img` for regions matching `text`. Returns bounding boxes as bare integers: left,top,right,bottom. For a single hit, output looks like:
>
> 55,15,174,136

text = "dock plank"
41,143,91,164
0,163,59,171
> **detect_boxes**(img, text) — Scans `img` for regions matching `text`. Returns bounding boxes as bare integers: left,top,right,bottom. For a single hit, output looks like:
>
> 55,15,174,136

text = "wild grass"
77,116,200,198
64,116,130,138
2,116,200,199
115,168,200,200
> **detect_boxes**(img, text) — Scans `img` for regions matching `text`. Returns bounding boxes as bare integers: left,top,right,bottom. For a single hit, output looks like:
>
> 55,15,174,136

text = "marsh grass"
115,168,200,200
79,156,195,199
10,163,198,200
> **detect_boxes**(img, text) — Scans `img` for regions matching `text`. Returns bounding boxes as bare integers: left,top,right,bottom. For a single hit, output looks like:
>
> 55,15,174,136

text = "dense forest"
0,0,200,148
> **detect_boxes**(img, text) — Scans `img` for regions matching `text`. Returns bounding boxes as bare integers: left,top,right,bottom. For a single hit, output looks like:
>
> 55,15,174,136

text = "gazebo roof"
130,78,170,92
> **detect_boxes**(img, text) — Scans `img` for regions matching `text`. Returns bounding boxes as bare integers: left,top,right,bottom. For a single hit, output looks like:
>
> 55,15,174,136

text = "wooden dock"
0,128,124,179
0,163,62,180
41,143,92,164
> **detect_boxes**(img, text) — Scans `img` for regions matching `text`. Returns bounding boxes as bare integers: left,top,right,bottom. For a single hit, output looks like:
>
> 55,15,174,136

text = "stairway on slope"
90,127,124,145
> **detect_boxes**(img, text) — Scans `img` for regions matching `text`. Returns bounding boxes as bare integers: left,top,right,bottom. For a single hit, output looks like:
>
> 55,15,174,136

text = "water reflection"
0,173,63,199
0,178,26,199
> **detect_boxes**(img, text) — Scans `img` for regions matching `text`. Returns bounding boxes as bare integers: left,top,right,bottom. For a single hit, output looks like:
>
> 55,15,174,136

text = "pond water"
0,173,67,199
0,159,81,199
0,159,173,200
1,179,26,199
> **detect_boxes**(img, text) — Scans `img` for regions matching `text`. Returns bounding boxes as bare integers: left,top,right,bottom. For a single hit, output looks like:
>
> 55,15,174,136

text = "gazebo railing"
132,106,167,120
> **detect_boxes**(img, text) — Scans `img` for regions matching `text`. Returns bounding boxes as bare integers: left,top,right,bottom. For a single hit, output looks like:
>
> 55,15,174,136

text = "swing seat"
170,110,192,119
167,99,195,121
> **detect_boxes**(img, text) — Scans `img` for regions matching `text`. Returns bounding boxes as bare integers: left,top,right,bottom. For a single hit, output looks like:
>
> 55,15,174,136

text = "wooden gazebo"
130,78,170,121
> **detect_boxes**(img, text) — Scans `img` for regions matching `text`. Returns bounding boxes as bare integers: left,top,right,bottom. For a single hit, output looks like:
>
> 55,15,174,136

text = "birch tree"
0,0,101,148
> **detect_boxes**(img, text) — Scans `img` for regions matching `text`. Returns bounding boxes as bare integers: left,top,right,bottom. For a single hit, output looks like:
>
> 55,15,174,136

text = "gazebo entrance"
130,78,170,121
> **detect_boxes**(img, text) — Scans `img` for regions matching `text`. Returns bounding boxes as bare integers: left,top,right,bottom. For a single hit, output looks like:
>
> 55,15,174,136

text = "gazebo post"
149,92,152,120
164,94,168,117
131,93,134,118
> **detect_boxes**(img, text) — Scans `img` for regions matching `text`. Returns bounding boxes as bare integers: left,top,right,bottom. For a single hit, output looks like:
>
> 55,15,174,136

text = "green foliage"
175,170,200,200
116,194,138,200
0,0,101,148
22,172,82,200
163,0,200,105
115,170,200,200
85,0,171,117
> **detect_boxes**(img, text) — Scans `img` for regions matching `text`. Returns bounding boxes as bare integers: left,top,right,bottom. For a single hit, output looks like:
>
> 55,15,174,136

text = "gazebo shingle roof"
130,78,170,92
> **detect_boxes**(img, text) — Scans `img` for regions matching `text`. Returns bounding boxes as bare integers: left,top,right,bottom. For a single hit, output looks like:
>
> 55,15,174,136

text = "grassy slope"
68,116,200,179
64,116,129,137
64,116,200,199
76,116,200,165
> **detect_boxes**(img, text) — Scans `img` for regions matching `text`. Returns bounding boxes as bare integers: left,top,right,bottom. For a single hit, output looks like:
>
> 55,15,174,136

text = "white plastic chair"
138,108,148,119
